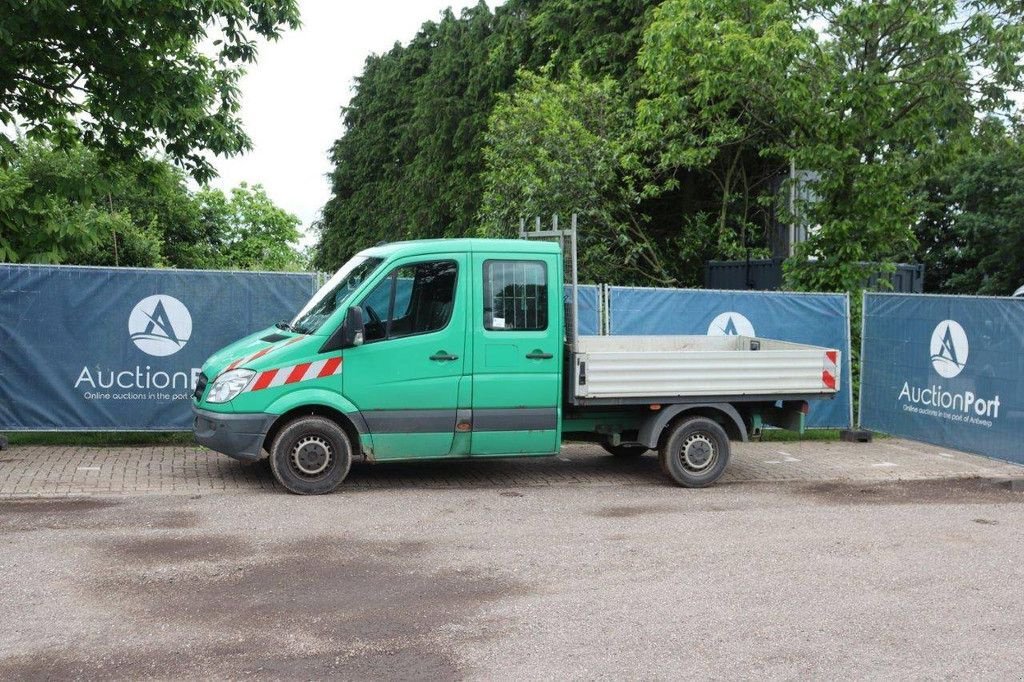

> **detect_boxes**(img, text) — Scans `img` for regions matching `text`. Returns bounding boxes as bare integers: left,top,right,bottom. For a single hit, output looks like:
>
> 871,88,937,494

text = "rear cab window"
483,260,548,331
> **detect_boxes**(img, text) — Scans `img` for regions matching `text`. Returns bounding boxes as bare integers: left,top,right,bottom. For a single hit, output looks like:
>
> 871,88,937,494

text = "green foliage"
638,0,796,268
66,209,165,268
668,212,755,288
0,1,302,268
0,139,302,271
316,4,505,270
527,0,657,85
316,0,1024,299
639,0,1024,295
7,431,194,446
314,0,656,271
0,0,300,183
780,0,1021,294
315,0,779,279
916,123,1024,296
112,159,205,269
638,0,801,169
0,140,106,263
479,67,672,284
774,0,1020,393
195,183,303,271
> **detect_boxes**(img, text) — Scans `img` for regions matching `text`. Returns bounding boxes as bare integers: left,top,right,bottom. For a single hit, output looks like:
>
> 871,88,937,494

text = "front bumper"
192,405,277,462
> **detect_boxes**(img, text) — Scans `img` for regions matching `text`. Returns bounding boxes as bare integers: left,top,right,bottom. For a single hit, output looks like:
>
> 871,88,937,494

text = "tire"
658,416,730,488
601,442,648,458
269,416,353,495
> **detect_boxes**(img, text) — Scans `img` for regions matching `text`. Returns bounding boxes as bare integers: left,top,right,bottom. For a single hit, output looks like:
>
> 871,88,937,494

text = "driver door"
342,255,467,460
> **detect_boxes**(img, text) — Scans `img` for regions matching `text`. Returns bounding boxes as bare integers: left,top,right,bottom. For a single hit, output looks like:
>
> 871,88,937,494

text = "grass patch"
759,428,841,442
5,432,194,447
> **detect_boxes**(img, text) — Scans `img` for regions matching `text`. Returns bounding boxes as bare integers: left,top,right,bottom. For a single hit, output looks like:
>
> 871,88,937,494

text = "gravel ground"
1,451,1023,680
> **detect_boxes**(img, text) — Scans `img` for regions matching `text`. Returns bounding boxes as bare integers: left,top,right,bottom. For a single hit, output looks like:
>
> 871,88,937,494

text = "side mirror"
341,306,365,348
320,306,365,353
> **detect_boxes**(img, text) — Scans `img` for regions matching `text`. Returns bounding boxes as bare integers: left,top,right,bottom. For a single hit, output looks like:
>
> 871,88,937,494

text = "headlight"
206,369,256,403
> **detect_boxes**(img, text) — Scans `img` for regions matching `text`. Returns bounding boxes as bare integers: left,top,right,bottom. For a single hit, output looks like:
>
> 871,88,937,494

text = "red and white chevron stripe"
245,357,343,393
822,350,838,390
226,335,305,371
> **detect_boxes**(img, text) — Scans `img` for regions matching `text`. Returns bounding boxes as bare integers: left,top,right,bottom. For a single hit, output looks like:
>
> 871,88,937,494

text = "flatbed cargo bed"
572,335,840,404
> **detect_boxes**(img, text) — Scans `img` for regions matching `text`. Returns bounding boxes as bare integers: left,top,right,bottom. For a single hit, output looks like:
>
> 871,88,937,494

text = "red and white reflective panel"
246,357,343,393
822,350,838,390
226,336,305,371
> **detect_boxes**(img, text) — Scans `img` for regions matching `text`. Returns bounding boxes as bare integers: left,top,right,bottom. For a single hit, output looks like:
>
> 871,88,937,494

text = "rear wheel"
269,416,352,495
601,442,648,458
658,416,730,488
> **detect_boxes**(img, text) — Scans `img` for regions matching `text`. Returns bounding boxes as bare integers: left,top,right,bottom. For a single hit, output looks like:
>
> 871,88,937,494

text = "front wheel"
658,416,730,488
269,416,352,495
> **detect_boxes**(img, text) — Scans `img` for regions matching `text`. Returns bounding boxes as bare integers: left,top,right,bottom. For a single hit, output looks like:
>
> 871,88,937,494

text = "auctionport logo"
897,318,1000,425
129,295,192,357
707,312,755,337
74,293,200,400
930,319,968,378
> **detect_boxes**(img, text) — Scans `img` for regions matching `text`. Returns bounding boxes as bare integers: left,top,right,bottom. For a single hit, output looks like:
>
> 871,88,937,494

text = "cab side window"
359,260,457,342
483,260,547,331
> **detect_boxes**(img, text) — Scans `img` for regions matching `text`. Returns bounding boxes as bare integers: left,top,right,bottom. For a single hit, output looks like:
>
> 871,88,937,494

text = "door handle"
430,351,459,361
526,350,553,360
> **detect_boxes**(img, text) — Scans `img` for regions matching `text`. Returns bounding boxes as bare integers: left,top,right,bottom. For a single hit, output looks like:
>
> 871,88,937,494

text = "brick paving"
1,437,1021,498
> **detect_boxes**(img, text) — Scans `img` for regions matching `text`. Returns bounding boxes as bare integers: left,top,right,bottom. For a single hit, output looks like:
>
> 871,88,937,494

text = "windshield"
290,256,384,334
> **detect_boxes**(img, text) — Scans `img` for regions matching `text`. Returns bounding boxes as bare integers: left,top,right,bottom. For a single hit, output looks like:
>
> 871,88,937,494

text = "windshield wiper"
275,321,293,331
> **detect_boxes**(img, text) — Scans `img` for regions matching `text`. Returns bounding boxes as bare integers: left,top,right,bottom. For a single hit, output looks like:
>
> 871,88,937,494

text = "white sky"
209,0,505,247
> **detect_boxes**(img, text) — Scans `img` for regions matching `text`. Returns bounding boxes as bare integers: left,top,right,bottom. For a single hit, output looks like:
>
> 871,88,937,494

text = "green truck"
192,234,840,495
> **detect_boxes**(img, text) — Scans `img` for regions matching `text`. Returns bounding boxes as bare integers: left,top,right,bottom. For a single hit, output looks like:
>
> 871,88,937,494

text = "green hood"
202,327,319,380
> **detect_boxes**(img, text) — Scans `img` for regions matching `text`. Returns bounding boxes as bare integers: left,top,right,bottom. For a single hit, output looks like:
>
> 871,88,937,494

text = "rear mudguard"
637,403,748,448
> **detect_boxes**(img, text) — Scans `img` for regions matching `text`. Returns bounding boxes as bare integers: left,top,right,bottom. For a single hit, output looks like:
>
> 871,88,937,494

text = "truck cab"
194,239,568,493
193,238,839,494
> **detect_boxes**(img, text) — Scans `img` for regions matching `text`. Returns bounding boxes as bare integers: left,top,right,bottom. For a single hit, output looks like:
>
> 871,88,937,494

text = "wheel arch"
263,404,368,460
637,403,747,449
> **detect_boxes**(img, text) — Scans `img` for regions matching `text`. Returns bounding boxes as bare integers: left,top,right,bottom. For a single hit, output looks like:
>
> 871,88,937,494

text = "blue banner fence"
860,292,1024,465
606,287,854,429
0,265,316,430
1,265,852,431
567,284,601,337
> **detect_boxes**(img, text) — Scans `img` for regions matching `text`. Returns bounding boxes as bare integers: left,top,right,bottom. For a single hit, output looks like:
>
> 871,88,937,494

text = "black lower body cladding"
360,407,558,434
192,406,560,462
192,405,276,461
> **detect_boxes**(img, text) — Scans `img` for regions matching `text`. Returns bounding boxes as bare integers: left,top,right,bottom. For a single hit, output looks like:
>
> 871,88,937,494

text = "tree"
0,139,199,266
638,0,1024,294
782,0,1023,294
316,4,503,270
196,183,303,271
110,157,205,269
479,67,672,285
314,0,657,271
637,0,795,270
0,139,108,263
916,123,1024,296
0,0,300,182
527,0,658,85
66,209,164,268
70,152,205,268
316,0,1024,293
0,139,301,270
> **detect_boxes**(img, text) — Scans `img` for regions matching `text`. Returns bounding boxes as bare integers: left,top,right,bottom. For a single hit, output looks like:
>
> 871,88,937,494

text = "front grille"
193,372,209,401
